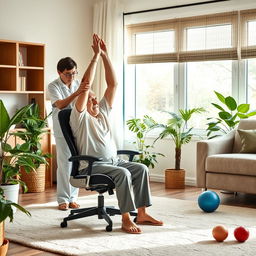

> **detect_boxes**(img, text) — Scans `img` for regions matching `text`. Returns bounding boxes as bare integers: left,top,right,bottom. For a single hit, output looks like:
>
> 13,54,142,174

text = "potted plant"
0,189,31,256
13,103,51,193
155,108,205,188
126,115,164,168
206,91,256,139
0,100,34,256
0,100,45,199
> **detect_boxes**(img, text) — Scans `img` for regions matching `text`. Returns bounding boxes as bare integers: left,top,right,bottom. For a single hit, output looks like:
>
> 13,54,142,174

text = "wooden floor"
7,182,256,256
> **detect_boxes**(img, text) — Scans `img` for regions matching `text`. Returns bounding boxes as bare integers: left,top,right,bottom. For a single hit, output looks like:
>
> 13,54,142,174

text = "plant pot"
0,222,3,247
20,164,46,192
0,184,20,213
0,222,9,256
165,169,185,189
0,239,9,256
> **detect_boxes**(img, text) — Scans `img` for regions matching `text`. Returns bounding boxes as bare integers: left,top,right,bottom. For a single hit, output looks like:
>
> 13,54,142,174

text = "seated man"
70,34,163,234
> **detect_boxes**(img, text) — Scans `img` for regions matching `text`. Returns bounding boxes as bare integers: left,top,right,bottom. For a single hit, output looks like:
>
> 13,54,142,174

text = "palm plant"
155,108,205,170
126,115,164,168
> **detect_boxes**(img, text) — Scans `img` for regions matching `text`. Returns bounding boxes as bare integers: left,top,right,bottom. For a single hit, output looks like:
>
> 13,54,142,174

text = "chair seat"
206,153,256,176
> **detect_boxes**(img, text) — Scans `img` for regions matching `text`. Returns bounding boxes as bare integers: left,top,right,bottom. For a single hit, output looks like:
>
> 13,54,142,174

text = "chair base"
60,194,137,232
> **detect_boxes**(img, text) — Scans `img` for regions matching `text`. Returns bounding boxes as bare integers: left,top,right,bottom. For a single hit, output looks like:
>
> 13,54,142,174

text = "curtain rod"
123,0,230,16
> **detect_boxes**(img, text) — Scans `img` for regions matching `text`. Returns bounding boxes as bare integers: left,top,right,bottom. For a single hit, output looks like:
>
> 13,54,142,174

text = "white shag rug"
5,194,256,256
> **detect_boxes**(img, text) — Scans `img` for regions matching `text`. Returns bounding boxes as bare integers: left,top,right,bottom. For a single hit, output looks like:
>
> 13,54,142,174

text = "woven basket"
20,164,46,193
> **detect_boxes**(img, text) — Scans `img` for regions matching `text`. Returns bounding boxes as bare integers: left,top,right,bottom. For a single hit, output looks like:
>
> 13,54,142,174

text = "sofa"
197,119,256,194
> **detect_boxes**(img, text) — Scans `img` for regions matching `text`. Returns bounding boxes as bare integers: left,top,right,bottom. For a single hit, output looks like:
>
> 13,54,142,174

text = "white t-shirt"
70,97,117,170
47,78,79,137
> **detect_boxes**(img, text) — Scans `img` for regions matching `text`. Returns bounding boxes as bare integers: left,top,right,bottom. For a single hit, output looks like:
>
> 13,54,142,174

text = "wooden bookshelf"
0,39,45,117
0,39,52,188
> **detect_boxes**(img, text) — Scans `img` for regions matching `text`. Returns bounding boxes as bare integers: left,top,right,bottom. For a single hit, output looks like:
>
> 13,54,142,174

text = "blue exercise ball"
198,190,220,212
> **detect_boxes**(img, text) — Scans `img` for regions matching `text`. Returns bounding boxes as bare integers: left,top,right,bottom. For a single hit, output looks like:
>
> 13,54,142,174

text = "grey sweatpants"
92,159,152,213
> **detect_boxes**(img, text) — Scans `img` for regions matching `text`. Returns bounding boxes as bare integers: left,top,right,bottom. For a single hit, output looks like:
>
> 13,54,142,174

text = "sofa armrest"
196,130,235,188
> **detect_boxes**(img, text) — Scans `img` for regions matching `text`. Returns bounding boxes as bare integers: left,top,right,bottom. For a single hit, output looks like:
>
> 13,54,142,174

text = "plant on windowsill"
13,103,51,193
126,115,164,169
206,91,256,139
154,108,205,189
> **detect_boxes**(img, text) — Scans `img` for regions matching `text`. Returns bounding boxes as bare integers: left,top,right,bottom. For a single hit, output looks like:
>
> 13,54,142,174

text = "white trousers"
55,137,79,205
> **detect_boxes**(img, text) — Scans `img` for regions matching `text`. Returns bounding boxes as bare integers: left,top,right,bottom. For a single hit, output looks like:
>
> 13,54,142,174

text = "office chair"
58,109,139,232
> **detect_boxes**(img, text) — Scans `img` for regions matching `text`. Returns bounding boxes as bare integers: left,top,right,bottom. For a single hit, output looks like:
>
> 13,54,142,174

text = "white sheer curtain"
93,0,124,148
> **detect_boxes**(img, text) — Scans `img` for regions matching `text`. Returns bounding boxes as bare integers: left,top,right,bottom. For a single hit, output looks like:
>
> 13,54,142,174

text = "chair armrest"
69,155,103,162
69,155,103,177
196,130,235,188
117,150,141,161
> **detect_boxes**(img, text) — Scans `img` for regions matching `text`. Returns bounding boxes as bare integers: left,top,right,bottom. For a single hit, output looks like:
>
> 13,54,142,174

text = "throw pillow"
237,129,256,153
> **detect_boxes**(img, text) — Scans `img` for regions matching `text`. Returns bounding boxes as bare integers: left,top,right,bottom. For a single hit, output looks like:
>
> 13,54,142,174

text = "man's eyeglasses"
62,71,78,78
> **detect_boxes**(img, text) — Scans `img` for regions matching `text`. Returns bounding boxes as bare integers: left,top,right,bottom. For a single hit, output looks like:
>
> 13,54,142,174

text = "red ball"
212,225,228,242
234,226,249,242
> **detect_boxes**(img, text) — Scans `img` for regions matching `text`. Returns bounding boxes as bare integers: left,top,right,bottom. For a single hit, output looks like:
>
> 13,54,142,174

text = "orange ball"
212,225,228,242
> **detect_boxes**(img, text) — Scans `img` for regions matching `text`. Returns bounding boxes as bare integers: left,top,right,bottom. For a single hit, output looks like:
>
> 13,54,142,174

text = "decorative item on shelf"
18,76,26,91
206,91,256,139
14,103,52,193
154,108,205,188
18,51,24,66
126,115,164,168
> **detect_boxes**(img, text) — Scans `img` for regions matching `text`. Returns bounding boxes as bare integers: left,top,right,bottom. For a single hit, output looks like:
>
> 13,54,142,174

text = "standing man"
48,35,102,211
70,34,163,234
48,57,82,210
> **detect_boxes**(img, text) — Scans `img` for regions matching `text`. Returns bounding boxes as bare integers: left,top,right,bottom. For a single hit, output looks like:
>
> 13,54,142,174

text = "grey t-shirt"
70,97,117,170
47,78,79,137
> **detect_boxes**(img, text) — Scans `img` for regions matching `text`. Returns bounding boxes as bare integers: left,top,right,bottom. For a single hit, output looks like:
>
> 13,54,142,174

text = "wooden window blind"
126,9,256,64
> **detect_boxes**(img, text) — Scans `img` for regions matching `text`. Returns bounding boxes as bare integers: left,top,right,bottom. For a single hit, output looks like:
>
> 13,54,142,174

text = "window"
247,59,256,110
186,24,232,51
186,61,232,129
248,21,256,46
135,30,175,55
124,63,175,123
124,9,256,132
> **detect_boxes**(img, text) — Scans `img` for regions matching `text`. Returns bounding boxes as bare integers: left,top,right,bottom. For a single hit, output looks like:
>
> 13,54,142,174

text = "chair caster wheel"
133,217,137,223
60,221,67,228
106,225,112,232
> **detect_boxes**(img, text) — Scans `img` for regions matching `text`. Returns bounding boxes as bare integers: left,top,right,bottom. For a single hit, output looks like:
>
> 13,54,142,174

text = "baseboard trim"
150,174,196,186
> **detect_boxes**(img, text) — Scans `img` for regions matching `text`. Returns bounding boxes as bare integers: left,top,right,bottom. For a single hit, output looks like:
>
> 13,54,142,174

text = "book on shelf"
19,76,26,91
18,51,24,66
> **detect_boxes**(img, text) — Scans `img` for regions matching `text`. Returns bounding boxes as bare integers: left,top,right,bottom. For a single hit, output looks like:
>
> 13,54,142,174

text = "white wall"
122,0,256,186
1,0,255,186
0,0,95,114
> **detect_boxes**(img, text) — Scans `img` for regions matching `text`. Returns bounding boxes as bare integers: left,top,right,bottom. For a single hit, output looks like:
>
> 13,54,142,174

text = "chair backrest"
58,109,79,176
233,118,256,153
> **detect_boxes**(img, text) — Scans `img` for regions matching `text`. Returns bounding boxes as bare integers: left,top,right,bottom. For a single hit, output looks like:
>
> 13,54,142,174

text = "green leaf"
237,113,248,119
225,96,237,111
214,91,226,104
211,103,225,112
0,100,10,138
237,104,250,113
247,111,256,117
219,111,232,120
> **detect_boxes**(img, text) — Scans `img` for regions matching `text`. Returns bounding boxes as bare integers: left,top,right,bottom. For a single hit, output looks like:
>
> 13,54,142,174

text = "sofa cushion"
206,153,256,176
232,119,256,153
237,129,256,153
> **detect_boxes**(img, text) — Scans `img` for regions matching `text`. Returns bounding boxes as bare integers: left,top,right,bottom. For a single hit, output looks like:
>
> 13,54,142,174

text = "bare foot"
136,213,163,226
122,218,142,234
